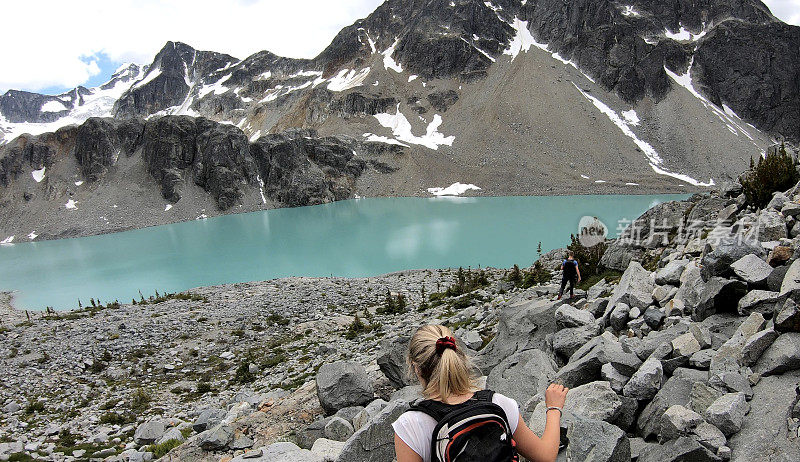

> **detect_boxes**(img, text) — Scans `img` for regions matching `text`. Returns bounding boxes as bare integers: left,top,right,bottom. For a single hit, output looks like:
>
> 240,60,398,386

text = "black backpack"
409,390,519,462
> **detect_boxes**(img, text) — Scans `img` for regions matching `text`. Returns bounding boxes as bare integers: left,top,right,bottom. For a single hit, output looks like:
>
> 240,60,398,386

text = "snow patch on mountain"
665,60,758,142
40,100,68,113
622,110,640,126
363,133,409,147
373,105,454,150
133,67,162,90
382,39,404,73
31,167,45,183
0,66,144,144
427,182,481,196
327,68,371,92
198,74,232,99
621,5,641,17
504,17,538,61
572,83,714,187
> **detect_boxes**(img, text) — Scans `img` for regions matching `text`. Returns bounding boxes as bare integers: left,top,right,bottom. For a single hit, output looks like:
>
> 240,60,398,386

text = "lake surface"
0,195,687,310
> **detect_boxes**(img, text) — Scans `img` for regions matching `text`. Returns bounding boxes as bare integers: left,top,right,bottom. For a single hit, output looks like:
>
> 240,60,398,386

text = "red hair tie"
436,336,458,355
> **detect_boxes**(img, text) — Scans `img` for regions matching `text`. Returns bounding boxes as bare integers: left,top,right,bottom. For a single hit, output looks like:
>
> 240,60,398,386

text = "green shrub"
100,412,132,425
196,381,212,394
263,354,287,368
130,388,150,412
265,313,290,326
741,143,799,208
147,438,183,459
521,261,552,288
567,234,607,278
344,314,372,339
58,429,77,448
234,361,256,384
25,400,45,414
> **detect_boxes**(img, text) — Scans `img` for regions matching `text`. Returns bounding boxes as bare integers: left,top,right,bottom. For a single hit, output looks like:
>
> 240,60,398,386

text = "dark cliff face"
0,116,373,211
694,21,800,143
113,42,238,119
251,129,367,207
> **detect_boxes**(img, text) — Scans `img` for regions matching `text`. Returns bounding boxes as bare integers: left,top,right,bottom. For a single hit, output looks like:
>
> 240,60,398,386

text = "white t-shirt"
392,392,520,462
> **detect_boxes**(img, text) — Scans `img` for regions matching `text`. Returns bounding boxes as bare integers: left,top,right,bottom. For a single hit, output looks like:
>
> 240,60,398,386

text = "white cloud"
763,0,800,25
1,1,797,94
0,0,384,92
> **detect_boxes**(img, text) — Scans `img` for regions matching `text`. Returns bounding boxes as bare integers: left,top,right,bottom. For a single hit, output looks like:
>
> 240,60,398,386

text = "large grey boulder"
554,333,641,388
376,336,411,389
608,261,654,311
692,278,748,321
637,368,708,439
671,332,702,358
311,439,346,462
199,423,234,451
701,238,764,280
336,400,409,462
600,241,645,272
552,324,602,360
477,298,561,371
660,405,704,442
704,393,749,436
656,260,689,286
775,298,800,333
753,332,800,376
746,209,787,242
673,262,704,310
564,418,630,462
555,304,595,328
692,421,727,455
730,254,772,286
638,436,721,462
486,349,556,405
727,371,800,462
609,302,631,332
779,258,800,297
324,417,354,442
689,382,725,415
193,408,226,433
134,420,166,445
737,290,783,316
317,361,374,415
562,381,623,422
623,358,663,401
231,442,324,462
740,328,780,366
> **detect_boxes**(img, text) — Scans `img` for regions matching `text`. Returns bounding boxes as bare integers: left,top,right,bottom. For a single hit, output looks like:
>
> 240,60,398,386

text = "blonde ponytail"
407,325,478,401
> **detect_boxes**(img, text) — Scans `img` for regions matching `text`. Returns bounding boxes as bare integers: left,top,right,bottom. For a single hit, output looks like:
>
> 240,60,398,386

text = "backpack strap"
409,389,496,420
408,399,451,422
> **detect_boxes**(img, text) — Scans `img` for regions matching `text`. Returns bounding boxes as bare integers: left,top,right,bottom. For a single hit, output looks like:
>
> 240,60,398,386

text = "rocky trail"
3,180,800,461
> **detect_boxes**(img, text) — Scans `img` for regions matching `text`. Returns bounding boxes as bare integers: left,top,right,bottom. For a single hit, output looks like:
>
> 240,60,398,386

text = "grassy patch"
147,439,183,459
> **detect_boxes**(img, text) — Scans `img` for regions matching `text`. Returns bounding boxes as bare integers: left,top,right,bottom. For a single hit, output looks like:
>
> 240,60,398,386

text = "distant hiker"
557,251,581,300
393,324,568,462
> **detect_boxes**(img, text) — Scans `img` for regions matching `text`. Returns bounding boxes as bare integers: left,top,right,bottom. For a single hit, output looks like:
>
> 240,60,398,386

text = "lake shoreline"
0,193,691,311
1,187,703,244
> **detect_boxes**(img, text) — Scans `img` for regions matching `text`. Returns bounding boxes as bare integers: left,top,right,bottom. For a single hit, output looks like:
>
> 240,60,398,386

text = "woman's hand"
545,383,568,408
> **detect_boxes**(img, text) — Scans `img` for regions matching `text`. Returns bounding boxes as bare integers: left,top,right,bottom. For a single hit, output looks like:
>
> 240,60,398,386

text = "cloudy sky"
1,0,797,94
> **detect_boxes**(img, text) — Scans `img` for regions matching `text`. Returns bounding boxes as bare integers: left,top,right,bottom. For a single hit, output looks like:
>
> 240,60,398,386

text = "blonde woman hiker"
393,325,569,462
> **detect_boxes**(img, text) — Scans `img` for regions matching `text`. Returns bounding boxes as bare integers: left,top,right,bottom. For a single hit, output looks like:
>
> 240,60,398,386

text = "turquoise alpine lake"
0,195,687,310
